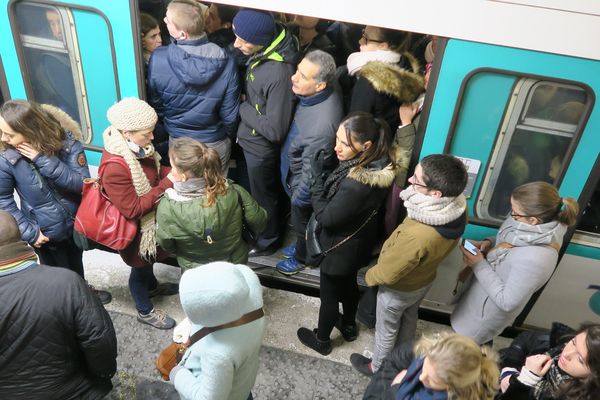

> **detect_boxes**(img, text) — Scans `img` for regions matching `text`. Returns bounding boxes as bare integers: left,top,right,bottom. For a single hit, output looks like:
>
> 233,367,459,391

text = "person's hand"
392,369,408,385
310,150,326,184
460,244,485,267
524,354,553,376
399,103,419,126
500,375,512,393
34,231,49,248
471,239,492,254
16,142,40,161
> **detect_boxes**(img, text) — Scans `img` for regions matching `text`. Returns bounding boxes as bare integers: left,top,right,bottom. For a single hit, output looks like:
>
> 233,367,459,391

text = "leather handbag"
74,159,137,251
156,307,265,381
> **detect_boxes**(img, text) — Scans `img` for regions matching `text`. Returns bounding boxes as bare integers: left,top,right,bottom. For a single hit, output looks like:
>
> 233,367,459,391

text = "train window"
12,2,92,143
476,79,588,223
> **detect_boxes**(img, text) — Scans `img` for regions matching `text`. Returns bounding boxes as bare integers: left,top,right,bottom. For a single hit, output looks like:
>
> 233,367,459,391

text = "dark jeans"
129,264,158,314
357,286,379,328
35,235,84,278
291,205,312,263
317,271,360,341
244,150,285,249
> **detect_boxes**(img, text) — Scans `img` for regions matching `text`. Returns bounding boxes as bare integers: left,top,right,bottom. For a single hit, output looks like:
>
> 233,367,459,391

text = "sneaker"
137,308,176,330
275,257,305,276
88,284,112,305
335,314,358,342
297,327,332,356
350,353,374,377
281,244,296,259
148,282,179,298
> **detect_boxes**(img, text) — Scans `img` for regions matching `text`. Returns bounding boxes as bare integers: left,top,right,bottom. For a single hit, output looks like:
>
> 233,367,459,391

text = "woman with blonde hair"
452,181,579,344
101,97,177,329
390,333,499,400
156,137,266,271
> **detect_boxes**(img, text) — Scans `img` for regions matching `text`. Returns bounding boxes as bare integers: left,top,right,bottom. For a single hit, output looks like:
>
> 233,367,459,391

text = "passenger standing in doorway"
100,97,178,330
276,50,343,275
451,181,579,345
233,9,299,256
0,100,111,304
297,112,395,355
148,0,240,174
351,154,468,376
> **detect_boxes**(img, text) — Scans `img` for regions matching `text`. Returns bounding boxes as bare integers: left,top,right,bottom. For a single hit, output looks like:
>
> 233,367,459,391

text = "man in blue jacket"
148,0,240,173
233,9,299,256
276,50,343,275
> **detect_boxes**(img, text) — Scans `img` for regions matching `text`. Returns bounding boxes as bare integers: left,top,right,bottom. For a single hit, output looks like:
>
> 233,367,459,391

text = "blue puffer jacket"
148,36,240,143
0,131,90,244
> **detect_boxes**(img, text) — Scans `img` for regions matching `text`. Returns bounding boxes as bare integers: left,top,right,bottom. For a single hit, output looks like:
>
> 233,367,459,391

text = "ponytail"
168,137,227,207
557,196,579,226
341,112,390,169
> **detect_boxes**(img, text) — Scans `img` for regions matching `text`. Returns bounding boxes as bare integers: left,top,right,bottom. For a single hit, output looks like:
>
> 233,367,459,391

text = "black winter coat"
363,341,415,400
0,264,117,399
312,158,394,276
237,24,299,157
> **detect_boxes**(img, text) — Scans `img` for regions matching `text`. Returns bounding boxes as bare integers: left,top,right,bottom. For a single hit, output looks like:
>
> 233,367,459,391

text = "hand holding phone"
463,239,478,255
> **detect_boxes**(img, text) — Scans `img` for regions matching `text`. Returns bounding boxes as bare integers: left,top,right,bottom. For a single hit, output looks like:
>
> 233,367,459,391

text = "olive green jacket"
156,183,267,271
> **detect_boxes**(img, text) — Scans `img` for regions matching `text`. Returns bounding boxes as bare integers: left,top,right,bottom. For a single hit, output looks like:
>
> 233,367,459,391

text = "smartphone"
463,239,478,255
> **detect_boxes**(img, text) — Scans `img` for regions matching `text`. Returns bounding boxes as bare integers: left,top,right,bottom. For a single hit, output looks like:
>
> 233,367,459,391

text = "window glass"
476,79,588,223
13,2,90,142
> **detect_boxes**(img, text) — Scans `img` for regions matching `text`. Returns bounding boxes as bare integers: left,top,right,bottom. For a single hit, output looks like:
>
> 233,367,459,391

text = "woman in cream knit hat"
100,97,178,330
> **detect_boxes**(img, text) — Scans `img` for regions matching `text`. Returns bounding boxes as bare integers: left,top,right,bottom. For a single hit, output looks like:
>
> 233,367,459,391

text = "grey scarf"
173,177,206,198
487,217,567,268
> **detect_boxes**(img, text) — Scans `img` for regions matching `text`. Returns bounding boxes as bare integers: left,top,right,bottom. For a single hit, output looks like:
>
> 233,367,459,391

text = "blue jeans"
129,265,158,314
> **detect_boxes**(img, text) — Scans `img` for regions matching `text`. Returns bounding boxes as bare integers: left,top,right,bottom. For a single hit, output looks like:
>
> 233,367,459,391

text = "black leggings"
35,235,84,278
317,271,359,341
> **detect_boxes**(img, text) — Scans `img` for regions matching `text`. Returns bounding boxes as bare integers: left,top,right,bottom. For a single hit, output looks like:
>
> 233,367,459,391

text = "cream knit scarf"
400,185,467,226
103,127,160,261
346,49,401,76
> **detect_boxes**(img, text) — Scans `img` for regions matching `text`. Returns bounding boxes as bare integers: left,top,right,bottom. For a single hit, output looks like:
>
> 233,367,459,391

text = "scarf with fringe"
400,185,467,226
103,126,160,261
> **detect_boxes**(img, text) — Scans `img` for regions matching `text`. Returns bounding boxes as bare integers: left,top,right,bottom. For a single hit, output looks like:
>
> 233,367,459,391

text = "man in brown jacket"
351,154,468,376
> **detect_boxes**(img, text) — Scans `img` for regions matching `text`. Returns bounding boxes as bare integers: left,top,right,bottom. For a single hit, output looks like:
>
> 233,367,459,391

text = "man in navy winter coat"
148,0,240,173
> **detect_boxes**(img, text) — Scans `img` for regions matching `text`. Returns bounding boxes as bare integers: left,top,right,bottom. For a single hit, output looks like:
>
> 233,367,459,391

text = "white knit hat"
106,97,157,131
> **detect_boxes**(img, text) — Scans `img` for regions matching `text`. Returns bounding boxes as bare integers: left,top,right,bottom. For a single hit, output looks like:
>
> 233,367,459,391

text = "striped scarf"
0,241,38,276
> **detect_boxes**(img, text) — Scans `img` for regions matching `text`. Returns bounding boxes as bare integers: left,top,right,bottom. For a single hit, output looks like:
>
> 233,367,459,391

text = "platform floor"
84,249,511,399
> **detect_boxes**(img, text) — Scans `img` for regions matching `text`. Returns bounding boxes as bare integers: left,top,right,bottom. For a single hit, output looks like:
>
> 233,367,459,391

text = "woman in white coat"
451,181,579,344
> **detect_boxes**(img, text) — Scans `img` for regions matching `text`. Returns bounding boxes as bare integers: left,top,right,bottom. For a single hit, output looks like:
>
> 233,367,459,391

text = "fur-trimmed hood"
41,104,82,140
357,61,424,103
348,158,396,189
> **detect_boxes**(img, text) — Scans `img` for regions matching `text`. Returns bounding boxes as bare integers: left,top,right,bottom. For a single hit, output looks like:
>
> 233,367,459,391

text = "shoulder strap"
98,156,128,179
323,209,378,255
493,241,561,252
187,307,264,346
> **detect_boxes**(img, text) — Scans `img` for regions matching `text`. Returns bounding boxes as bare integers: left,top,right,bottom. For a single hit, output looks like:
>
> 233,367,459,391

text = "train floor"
84,249,511,399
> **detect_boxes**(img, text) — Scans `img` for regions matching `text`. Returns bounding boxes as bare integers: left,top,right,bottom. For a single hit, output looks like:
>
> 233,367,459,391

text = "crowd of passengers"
0,1,599,399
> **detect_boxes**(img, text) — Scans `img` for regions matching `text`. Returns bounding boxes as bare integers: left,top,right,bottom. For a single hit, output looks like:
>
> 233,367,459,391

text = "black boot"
297,327,332,356
335,314,358,342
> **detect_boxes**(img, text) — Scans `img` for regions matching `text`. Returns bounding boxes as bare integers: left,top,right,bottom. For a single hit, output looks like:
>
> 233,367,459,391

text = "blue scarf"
395,358,448,400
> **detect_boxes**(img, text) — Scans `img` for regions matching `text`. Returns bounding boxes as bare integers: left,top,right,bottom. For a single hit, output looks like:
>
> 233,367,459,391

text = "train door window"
476,79,588,224
12,2,91,142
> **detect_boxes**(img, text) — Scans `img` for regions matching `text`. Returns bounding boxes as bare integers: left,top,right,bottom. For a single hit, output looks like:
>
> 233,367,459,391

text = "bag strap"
187,307,264,346
323,209,378,256
230,184,247,217
492,241,561,252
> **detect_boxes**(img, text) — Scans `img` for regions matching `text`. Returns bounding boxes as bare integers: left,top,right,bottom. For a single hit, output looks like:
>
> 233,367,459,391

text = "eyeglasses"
410,175,428,189
361,29,384,45
510,211,533,219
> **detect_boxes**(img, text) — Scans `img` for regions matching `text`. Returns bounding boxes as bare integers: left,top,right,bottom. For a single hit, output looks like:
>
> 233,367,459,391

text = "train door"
2,0,143,165
420,39,600,329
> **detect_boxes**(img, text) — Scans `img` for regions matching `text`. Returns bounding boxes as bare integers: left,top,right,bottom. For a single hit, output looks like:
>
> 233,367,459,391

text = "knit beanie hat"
232,10,275,46
106,97,157,131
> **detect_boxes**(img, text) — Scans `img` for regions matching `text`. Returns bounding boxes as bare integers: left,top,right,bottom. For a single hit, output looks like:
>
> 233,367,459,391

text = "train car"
1,0,599,331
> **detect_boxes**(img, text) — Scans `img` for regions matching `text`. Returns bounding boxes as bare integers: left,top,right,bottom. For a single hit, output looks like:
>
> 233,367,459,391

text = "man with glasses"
351,154,468,376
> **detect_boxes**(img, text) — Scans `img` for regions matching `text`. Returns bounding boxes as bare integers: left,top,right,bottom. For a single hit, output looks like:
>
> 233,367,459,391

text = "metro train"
1,0,599,331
